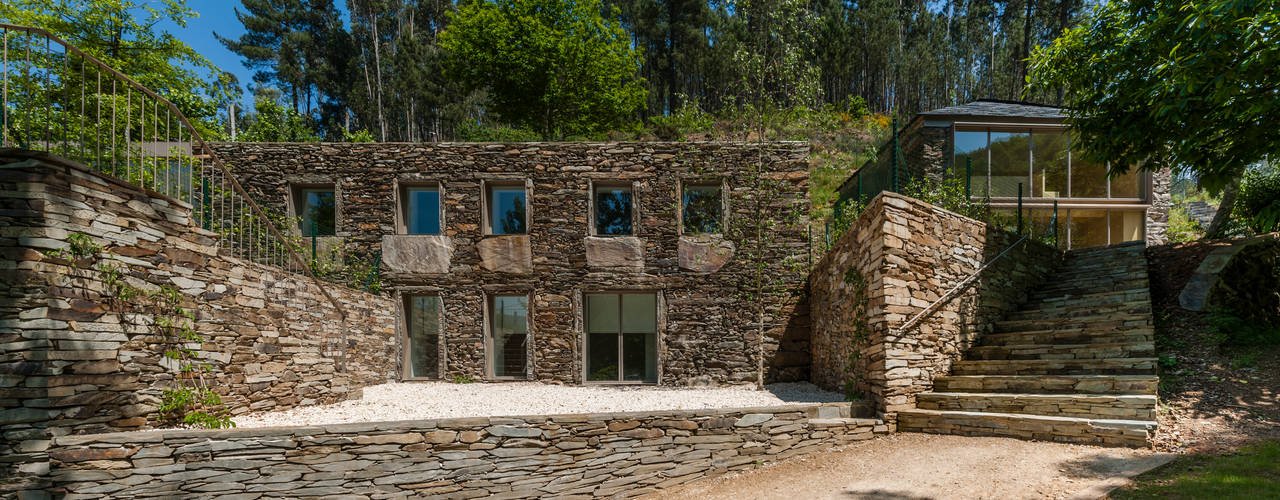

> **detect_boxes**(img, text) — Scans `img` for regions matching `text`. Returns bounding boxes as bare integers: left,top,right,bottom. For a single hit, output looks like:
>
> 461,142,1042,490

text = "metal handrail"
892,233,1030,335
0,23,347,317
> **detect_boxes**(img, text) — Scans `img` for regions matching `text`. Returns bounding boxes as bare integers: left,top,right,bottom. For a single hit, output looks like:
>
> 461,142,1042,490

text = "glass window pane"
1070,139,1108,198
682,185,722,234
1033,132,1068,198
407,296,440,378
586,294,619,333
406,187,441,235
491,296,528,377
622,333,656,382
1068,209,1109,249
621,294,656,333
587,332,618,381
1110,168,1141,199
989,132,1030,197
300,189,335,236
595,185,633,235
1110,210,1145,243
1028,209,1060,241
954,131,989,198
489,186,527,235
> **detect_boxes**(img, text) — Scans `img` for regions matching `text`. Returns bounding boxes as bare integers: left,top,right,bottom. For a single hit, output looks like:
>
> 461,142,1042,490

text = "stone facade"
209,142,813,386
810,192,1061,422
0,155,396,493
27,404,886,498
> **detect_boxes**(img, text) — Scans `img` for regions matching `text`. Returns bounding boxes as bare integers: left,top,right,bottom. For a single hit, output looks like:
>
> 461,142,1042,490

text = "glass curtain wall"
954,128,1145,200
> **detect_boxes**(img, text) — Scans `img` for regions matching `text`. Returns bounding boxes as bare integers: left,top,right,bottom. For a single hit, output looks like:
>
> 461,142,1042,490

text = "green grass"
1112,441,1280,499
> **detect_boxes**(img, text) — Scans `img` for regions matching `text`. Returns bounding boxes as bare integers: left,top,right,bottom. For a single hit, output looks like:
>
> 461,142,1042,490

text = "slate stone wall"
31,404,886,498
0,156,396,493
810,192,1061,422
208,142,813,386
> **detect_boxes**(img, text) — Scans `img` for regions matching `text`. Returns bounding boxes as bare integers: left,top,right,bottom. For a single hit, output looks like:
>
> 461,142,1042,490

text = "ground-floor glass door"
586,293,657,383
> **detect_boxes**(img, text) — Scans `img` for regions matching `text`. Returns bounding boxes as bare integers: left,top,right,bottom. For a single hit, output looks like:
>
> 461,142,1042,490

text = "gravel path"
233,381,844,428
649,433,1171,500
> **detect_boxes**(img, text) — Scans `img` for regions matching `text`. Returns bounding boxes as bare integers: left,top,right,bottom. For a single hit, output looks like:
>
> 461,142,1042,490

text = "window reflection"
595,185,633,235
989,132,1030,197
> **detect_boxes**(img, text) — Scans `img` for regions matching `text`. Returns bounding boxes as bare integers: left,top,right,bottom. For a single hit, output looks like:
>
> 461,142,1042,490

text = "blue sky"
156,1,350,108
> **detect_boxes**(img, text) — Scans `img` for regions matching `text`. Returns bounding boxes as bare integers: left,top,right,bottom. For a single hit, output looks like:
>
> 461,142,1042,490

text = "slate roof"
918,99,1066,120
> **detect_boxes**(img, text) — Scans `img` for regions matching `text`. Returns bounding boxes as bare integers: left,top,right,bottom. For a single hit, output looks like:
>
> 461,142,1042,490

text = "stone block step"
979,328,1154,347
994,313,1152,333
915,392,1157,420
1028,288,1152,309
897,409,1155,447
1030,278,1152,298
1005,301,1152,322
965,341,1155,361
932,375,1159,395
950,357,1157,376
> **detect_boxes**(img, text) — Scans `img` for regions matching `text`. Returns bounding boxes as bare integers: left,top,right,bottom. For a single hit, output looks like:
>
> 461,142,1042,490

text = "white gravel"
233,382,845,428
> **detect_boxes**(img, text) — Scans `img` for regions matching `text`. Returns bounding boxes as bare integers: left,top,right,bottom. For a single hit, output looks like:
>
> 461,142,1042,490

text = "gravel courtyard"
233,381,844,427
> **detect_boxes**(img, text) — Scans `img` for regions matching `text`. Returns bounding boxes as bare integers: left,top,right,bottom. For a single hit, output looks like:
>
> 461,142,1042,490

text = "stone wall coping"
207,140,809,147
53,402,869,446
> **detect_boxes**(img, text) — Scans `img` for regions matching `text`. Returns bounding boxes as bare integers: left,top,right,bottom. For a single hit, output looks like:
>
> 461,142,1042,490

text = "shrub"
1235,163,1280,234
1167,205,1204,242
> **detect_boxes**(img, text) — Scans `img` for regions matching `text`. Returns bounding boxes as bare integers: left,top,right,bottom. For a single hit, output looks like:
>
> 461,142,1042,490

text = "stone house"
837,100,1172,248
212,142,813,387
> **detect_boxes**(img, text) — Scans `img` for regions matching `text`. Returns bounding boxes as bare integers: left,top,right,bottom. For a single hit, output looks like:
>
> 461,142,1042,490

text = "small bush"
1167,205,1204,242
1208,310,1280,347
456,122,542,142
1235,164,1280,234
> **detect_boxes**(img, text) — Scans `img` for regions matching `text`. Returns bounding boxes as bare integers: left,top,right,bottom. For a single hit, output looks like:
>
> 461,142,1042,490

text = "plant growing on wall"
52,232,235,429
841,267,871,401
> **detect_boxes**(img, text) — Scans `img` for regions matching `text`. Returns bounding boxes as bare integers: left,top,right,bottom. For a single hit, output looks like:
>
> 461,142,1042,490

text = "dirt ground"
1145,241,1280,453
650,433,1167,500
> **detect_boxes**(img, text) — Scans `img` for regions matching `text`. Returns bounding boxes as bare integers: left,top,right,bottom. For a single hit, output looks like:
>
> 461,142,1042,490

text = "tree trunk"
1204,176,1240,239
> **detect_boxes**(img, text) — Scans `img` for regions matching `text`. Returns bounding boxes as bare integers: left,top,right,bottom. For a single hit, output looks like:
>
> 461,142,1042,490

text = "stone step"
979,328,1154,347
994,313,1152,333
950,357,1158,376
1027,288,1152,309
1030,278,1151,298
965,341,1155,361
896,409,1155,447
932,375,1159,395
915,392,1157,420
1005,301,1152,321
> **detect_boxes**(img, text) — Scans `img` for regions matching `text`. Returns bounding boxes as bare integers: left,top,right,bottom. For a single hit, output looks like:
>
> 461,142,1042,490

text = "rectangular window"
402,185,442,235
953,130,990,198
487,184,528,235
294,186,336,236
1032,132,1069,198
594,184,633,235
681,183,723,234
586,293,657,383
404,295,441,379
1068,209,1109,249
1110,168,1142,199
490,295,528,378
989,131,1030,197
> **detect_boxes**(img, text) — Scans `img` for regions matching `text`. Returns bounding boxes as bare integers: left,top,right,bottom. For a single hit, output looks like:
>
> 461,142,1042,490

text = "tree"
0,0,231,135
1029,0,1280,238
439,0,648,138
240,90,321,142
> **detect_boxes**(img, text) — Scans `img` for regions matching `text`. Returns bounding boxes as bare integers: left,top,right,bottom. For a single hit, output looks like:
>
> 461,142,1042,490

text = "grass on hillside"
1110,441,1280,499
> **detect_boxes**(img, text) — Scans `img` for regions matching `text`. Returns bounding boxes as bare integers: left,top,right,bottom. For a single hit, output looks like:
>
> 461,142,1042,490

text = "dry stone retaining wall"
0,155,396,493
810,192,1061,422
34,404,885,498
209,141,813,386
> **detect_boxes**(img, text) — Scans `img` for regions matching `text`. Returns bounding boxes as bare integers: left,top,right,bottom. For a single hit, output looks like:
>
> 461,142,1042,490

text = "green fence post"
965,156,972,200
310,220,317,262
1017,182,1024,235
891,118,899,193
857,171,862,200
1053,199,1060,248
200,177,210,230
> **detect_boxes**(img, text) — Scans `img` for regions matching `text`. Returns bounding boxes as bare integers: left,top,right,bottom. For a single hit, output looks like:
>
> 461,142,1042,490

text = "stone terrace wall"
33,404,885,498
208,142,812,385
810,192,1061,422
0,155,396,493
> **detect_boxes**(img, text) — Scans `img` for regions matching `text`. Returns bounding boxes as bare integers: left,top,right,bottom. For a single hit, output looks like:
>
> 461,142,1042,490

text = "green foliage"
1029,0,1280,196
1232,352,1259,370
1168,206,1205,243
456,122,543,142
840,267,870,402
1235,164,1280,234
65,233,102,258
240,95,321,143
648,97,715,141
440,0,648,139
450,375,475,384
1111,440,1280,500
1208,310,1280,348
0,0,231,137
342,128,376,143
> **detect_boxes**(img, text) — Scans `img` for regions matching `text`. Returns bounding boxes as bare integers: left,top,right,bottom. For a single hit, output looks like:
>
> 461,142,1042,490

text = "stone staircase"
898,241,1159,447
